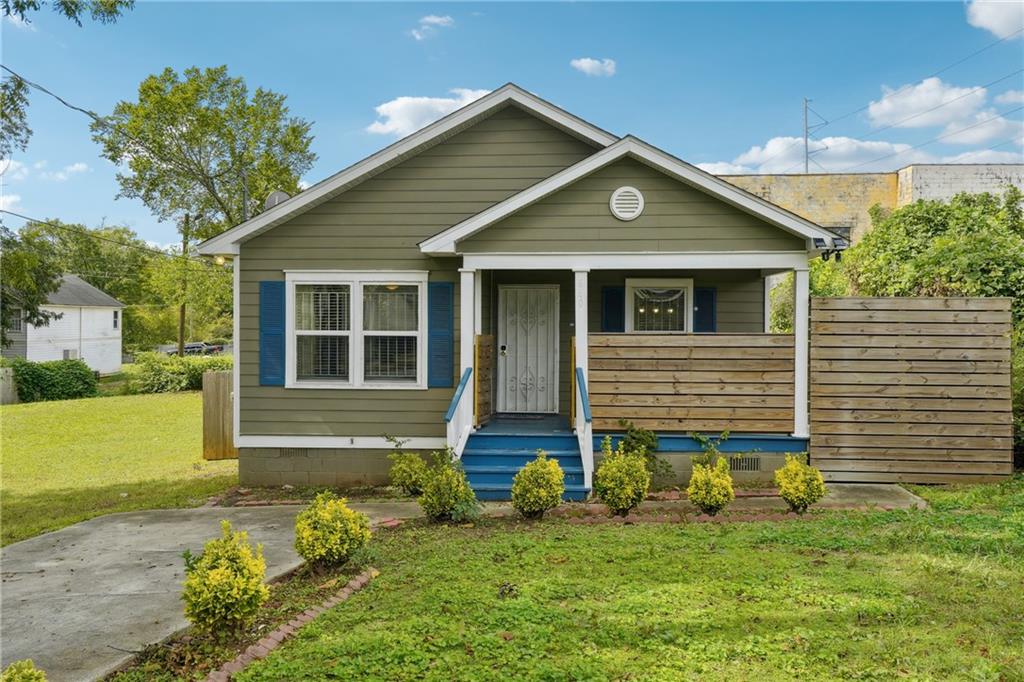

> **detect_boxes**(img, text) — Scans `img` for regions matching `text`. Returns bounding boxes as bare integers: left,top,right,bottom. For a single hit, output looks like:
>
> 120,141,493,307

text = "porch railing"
588,334,795,433
445,367,474,458
574,366,594,489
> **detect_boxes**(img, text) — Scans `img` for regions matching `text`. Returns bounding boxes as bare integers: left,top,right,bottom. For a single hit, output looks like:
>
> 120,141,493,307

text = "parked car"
165,342,225,356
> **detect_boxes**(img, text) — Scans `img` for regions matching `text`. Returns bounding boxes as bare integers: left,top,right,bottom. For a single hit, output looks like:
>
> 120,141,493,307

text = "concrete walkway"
0,503,421,682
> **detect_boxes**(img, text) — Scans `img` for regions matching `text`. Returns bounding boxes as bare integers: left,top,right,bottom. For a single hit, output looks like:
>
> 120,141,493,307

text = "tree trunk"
177,215,189,356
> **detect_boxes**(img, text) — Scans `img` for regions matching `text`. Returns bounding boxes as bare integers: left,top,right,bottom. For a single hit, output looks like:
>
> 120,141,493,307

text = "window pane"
297,336,350,381
364,336,417,382
363,285,418,331
296,285,350,331
633,288,686,331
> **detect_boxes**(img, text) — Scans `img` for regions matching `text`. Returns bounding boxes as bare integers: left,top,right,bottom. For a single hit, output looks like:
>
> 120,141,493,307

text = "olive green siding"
458,156,807,253
474,269,766,423
237,105,598,438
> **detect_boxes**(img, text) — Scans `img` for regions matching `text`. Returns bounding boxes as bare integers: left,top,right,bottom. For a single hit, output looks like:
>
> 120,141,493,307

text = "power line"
839,104,1024,172
0,209,209,263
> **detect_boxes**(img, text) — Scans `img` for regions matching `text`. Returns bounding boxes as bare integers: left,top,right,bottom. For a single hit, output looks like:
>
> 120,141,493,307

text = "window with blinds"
363,284,418,382
625,278,694,333
295,284,351,381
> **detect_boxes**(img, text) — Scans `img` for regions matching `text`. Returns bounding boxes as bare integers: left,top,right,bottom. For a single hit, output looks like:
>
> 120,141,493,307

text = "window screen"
363,284,418,382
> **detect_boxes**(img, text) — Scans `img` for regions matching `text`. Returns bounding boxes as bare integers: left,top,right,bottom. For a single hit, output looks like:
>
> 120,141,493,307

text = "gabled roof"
197,84,619,256
420,136,843,255
47,274,124,308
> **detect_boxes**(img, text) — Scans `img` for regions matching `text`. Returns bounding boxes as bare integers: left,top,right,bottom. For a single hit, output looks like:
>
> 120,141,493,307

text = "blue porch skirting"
594,433,809,454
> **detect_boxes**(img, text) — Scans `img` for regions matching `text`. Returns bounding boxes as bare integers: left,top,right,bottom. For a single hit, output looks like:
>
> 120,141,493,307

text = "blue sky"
2,1,1023,244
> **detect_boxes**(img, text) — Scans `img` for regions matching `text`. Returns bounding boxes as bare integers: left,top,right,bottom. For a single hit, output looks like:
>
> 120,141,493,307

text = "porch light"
653,307,660,313
638,307,646,313
385,283,400,291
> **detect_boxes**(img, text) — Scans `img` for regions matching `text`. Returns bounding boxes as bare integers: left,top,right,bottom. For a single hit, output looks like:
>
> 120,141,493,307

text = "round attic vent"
609,186,644,221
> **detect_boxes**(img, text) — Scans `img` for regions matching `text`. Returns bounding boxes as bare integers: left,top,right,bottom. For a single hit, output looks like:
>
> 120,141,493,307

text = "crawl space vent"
609,186,644,221
729,456,761,473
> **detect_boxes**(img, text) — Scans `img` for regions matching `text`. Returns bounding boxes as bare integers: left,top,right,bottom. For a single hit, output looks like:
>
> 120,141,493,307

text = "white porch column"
459,268,476,374
473,270,483,335
573,269,589,377
793,267,810,438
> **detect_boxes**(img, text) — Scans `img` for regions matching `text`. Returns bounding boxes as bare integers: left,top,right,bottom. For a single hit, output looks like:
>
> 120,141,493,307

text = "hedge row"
10,358,98,402
130,352,233,394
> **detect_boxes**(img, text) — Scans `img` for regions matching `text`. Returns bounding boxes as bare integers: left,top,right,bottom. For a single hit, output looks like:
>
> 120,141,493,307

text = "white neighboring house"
3,274,125,374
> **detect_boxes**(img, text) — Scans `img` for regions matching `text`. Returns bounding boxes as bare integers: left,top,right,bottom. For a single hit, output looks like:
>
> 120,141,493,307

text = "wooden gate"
475,334,494,426
202,370,237,460
809,297,1013,483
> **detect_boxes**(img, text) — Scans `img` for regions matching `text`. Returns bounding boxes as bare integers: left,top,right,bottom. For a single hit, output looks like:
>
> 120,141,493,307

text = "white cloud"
39,162,90,182
941,147,1024,163
410,14,454,40
0,159,29,181
5,14,36,31
0,193,22,211
940,110,1024,145
868,77,987,128
570,57,617,77
366,88,490,136
701,135,937,174
995,89,1024,104
966,0,1024,39
298,179,312,190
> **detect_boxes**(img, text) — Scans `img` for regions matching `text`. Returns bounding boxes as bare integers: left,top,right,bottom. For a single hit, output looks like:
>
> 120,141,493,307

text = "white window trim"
625,278,694,333
8,308,23,332
285,271,429,390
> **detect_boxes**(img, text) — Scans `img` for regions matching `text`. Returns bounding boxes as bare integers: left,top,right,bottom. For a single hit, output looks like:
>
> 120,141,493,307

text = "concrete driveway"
0,503,421,682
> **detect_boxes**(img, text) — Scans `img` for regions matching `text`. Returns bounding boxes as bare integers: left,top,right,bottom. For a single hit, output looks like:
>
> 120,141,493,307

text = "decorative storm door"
496,285,559,414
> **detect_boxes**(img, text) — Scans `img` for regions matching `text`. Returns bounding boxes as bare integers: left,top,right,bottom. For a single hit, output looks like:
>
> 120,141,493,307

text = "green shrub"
594,436,650,517
1013,323,1023,462
388,452,430,496
1,660,46,682
294,491,372,566
181,520,269,635
618,419,672,485
132,351,232,393
687,457,735,516
774,453,827,514
10,358,97,402
511,451,565,519
419,452,480,523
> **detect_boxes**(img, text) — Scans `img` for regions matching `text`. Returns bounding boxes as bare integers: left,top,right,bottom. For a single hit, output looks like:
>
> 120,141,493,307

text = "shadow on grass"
1,474,237,546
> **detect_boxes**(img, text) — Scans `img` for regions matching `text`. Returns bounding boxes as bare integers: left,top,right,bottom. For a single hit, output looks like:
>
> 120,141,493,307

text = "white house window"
286,272,427,389
113,310,119,329
8,308,23,332
625,278,694,333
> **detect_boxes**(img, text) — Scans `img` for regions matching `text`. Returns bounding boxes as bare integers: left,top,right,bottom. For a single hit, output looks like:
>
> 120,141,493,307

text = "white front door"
496,285,559,414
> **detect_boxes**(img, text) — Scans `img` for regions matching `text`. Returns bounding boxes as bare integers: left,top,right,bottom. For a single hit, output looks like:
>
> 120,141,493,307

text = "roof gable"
198,84,618,256
420,137,843,254
48,274,124,307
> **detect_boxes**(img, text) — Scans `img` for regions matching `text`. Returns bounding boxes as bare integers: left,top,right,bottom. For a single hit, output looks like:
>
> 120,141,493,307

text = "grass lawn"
236,477,1023,681
1,392,236,545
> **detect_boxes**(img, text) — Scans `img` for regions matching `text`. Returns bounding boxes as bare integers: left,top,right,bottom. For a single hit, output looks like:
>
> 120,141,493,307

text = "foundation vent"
610,186,644,221
729,455,761,472
281,448,309,458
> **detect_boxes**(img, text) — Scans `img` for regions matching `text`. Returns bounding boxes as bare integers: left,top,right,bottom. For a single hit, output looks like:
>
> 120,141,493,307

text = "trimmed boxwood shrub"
10,358,98,402
131,352,232,393
511,451,564,519
687,458,735,516
294,492,372,566
1,659,47,681
388,452,430,496
774,453,827,513
594,436,650,517
181,520,269,636
419,452,480,523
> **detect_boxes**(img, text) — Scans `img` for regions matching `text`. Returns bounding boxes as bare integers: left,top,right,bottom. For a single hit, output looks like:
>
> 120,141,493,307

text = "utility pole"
177,213,189,357
803,97,810,174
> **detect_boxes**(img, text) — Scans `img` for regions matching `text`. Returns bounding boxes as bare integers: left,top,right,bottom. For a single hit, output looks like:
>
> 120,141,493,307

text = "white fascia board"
462,251,811,271
421,137,840,255
237,435,446,450
198,84,617,256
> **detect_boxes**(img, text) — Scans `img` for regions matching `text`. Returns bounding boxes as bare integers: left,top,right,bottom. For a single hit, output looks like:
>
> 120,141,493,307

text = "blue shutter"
601,286,626,332
427,281,454,388
259,281,286,386
694,287,717,333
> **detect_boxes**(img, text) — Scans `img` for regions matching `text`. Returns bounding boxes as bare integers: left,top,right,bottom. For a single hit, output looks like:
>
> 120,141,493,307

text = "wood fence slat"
592,358,794,372
815,459,1011,475
590,382,794,396
811,346,1010,361
811,360,1010,374
810,409,1012,425
809,383,1007,399
591,346,795,359
811,334,1009,349
813,309,1009,323
812,447,1009,462
592,370,794,383
822,471,1011,484
202,370,237,461
810,397,1012,412
810,372,1008,387
812,321,1011,336
589,334,794,347
591,394,795,408
810,434,1012,450
812,297,1011,311
810,421,1013,437
593,405,794,420
594,417,794,432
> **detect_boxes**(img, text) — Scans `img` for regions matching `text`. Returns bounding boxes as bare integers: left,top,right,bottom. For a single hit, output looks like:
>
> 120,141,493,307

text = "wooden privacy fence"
203,370,237,460
809,297,1013,483
588,334,795,433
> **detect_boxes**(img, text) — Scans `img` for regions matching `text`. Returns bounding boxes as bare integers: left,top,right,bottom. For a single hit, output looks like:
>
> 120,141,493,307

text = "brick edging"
204,567,380,682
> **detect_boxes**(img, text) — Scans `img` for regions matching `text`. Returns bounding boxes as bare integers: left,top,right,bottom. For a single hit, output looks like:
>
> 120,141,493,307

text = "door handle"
500,345,508,357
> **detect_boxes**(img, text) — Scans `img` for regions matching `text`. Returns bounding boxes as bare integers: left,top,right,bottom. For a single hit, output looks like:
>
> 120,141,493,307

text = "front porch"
445,257,812,498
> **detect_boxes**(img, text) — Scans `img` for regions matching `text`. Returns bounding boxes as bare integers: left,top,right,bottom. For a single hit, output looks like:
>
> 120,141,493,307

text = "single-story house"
199,83,846,498
2,274,124,375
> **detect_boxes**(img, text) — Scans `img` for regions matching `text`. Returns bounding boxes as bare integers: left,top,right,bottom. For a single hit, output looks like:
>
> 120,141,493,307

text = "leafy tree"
769,259,849,333
2,0,132,25
91,65,316,240
1,1,132,155
19,219,154,304
144,244,232,347
0,225,61,346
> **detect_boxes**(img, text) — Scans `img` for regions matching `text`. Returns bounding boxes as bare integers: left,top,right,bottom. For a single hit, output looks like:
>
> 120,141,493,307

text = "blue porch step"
460,430,589,502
